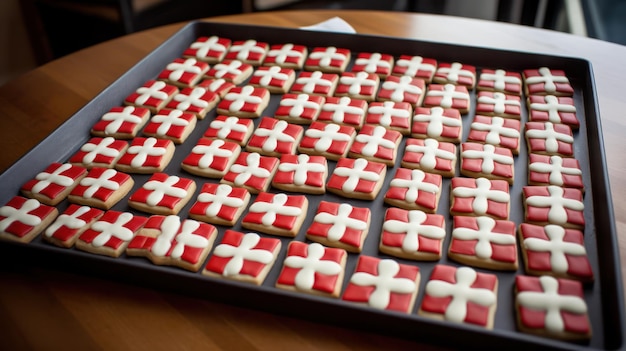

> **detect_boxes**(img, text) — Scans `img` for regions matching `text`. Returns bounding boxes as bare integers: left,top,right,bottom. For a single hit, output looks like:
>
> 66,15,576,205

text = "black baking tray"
0,21,623,350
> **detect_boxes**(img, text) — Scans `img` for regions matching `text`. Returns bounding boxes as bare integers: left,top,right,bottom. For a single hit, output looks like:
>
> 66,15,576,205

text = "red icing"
183,36,231,61
528,154,584,189
327,157,386,196
351,52,394,76
449,216,517,264
225,40,268,63
477,69,522,95
434,62,476,87
69,167,131,202
69,137,128,168
467,115,521,151
523,186,585,228
91,106,149,135
401,138,456,174
196,78,235,97
305,46,350,70
528,95,579,128
450,177,510,219
307,201,370,249
275,93,325,122
384,168,442,211
317,96,367,128
78,210,147,249
242,192,307,231
272,154,327,188
391,55,437,80
46,204,103,242
249,66,295,89
298,121,355,158
349,124,401,162
206,60,253,82
217,86,268,114
290,71,338,96
182,138,239,172
203,115,253,144
21,163,86,200
129,173,194,210
411,107,462,141
189,183,249,222
247,117,303,154
461,142,514,180
523,68,574,96
263,43,307,67
335,72,380,99
422,84,470,111
525,121,574,157
0,196,56,238
142,109,196,140
116,137,173,169
221,152,278,192
377,75,425,106
365,101,412,131
124,80,178,109
165,86,218,115
157,58,208,86
380,207,445,255
205,230,280,277
475,91,522,117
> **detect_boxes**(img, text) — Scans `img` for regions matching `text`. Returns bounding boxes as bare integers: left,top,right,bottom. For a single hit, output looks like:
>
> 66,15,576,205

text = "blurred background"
1,0,624,86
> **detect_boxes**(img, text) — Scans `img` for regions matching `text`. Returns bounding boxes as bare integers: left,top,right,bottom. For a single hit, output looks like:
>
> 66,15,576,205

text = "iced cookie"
401,138,457,177
246,117,304,157
90,106,150,139
525,121,574,157
203,115,254,146
225,39,269,66
165,86,219,119
128,173,196,215
450,177,511,220
411,107,463,143
241,192,308,237
43,204,103,248
335,71,380,101
75,210,147,258
475,91,522,119
528,95,579,129
248,66,296,94
306,201,371,253
69,137,128,169
349,125,402,166
290,70,338,97
157,57,209,88
523,67,574,96
528,154,584,189
216,85,270,118
304,46,351,73
460,142,515,184
317,96,367,130
272,153,328,195
274,93,325,124
142,109,197,144
297,121,356,161
181,138,241,178
433,62,477,89
352,52,394,78
391,55,437,82
115,137,175,174
196,78,235,98
220,151,279,194
0,196,58,243
263,43,308,69
522,185,585,230
124,80,178,114
68,167,134,210
183,35,231,63
377,75,425,106
21,162,87,206
384,168,443,213
188,183,250,226
326,157,387,200
422,83,471,114
477,68,523,95
365,101,412,135
205,60,253,85
467,115,521,154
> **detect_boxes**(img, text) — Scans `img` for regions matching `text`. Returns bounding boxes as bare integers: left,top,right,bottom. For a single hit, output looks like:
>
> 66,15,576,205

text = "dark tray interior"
0,21,623,350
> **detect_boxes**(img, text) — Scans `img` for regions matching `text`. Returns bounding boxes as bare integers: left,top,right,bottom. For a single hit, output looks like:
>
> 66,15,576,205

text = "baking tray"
0,21,623,350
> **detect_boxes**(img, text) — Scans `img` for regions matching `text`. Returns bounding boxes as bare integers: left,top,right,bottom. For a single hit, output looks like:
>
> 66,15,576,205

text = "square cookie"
124,80,178,114
75,210,147,258
522,185,585,230
467,115,522,155
298,121,356,161
246,117,304,157
241,192,308,237
181,138,241,178
306,201,370,253
128,173,196,215
365,101,413,135
0,196,58,243
515,275,591,340
157,57,209,88
419,264,498,329
377,75,425,107
205,60,253,85
196,78,235,98
220,152,279,194
352,52,394,78
422,83,471,114
342,255,420,313
528,154,584,189
475,91,522,119
460,142,515,184
69,137,128,169
518,223,593,282
115,137,175,174
448,216,518,271
142,109,197,144
290,71,338,97
391,55,437,82
225,39,269,65
523,67,574,96
42,204,103,248
433,62,477,88
411,107,463,143
335,71,380,101
68,167,134,210
272,154,328,195
203,230,281,285
20,162,87,206
525,121,574,157
165,86,219,119
327,157,387,200
188,183,250,226
304,46,351,73
203,115,254,146
477,68,523,95
90,106,150,139
401,138,457,177
248,66,296,94
183,35,231,63
317,96,368,130
450,177,511,220
217,85,270,118
274,93,325,124
349,125,402,166
276,241,347,298
263,43,308,69
528,95,579,129
384,168,442,213
379,207,446,261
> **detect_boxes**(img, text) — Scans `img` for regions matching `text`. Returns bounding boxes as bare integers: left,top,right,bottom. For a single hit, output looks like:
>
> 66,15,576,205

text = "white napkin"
300,16,356,34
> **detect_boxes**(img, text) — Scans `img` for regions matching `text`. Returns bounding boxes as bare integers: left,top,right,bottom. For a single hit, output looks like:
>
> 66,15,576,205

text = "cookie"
202,230,281,285
525,121,574,157
326,157,387,200
475,91,522,119
391,55,437,82
477,68,523,95
467,115,522,155
272,153,328,195
68,167,134,210
304,46,351,73
241,192,308,237
527,95,579,129
349,125,402,166
298,121,356,161
351,52,394,78
379,207,446,261
188,183,250,226
433,62,477,89
220,151,279,194
448,216,518,271
75,210,147,258
450,177,511,220
460,142,515,184
401,138,457,178
518,223,593,282
528,154,583,189
276,241,347,298
246,117,303,157
290,70,338,97
205,60,253,85
69,137,128,170
157,57,209,88
419,264,498,329
515,275,591,340
142,109,197,144
20,162,87,206
203,115,254,146
411,107,463,143
384,168,443,213
335,71,380,101
42,204,104,248
225,39,269,66
306,201,371,253
216,85,270,118
274,93,325,124
124,80,178,114
0,196,58,243
183,35,231,63
196,78,235,98
263,43,308,69
377,75,425,107
523,67,574,97
422,83,471,114
522,185,585,230
248,66,296,94
115,137,175,174
126,215,217,272
181,138,241,178
317,96,367,130
128,173,196,215
342,255,420,313
165,86,219,119
364,101,412,135
90,106,150,139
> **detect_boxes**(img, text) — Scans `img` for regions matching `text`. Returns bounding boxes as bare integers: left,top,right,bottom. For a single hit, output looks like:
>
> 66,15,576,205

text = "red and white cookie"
142,109,196,144
225,39,269,65
522,185,585,230
181,138,241,178
126,215,217,272
306,201,371,253
248,66,296,94
165,86,219,119
433,62,477,88
188,183,250,226
242,192,308,237
391,55,437,82
90,106,150,139
335,71,380,101
419,264,498,329
450,177,511,220
21,162,87,206
68,167,134,210
327,157,387,200
352,52,394,78
515,275,591,340
196,78,235,98
467,115,522,154
43,204,103,248
525,121,574,157
0,196,58,243
528,95,579,129
377,75,425,106
477,68,523,95
69,137,128,169
475,91,522,119
365,101,413,135
124,80,178,113
246,117,303,157
157,57,209,88
460,142,515,184
205,60,253,85
317,96,367,130
349,125,402,166
384,168,442,213
523,67,574,96
76,210,147,257
290,71,339,97
128,173,196,215
203,115,254,146
297,121,356,160
422,83,471,114
274,93,325,124
448,216,518,271
379,207,446,261
217,85,270,118
263,43,308,69
528,154,584,189
272,153,328,194
220,151,279,194
115,137,175,174
411,107,463,143
203,230,281,285
342,255,420,313
519,223,593,282
304,46,351,73
401,138,457,177
276,241,347,298
183,35,231,63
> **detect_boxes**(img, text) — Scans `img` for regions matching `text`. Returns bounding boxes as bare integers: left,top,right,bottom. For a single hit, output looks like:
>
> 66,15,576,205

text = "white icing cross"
355,53,391,73
516,275,587,332
355,125,396,157
530,95,577,123
413,107,462,138
80,137,121,164
529,155,582,186
135,81,169,105
267,44,304,64
223,86,264,112
127,137,167,168
305,123,352,152
0,198,42,231
89,212,135,247
525,186,584,225
253,120,295,152
477,92,520,114
295,71,334,93
452,177,510,215
79,169,120,198
462,144,514,174
308,46,347,67
212,60,244,78
205,78,230,93
278,154,326,186
368,101,411,127
172,87,210,111
350,259,416,310
381,75,423,102
525,67,570,94
333,158,381,192
452,216,516,259
32,163,75,194
322,96,364,124
284,243,342,291
253,66,290,86
426,84,468,108
480,69,521,91
151,215,180,256
405,139,456,170
389,169,440,203
314,203,367,241
213,233,275,276
526,122,574,154
170,219,210,260
248,193,302,226
166,58,203,82
280,94,321,118
340,71,378,95
425,266,496,323
143,175,188,207
395,56,436,77
210,116,248,139
230,40,266,61
151,110,190,136
470,116,520,145
101,106,143,135
197,184,245,217
229,153,271,186
383,210,445,252
190,36,227,58
437,62,474,83
191,139,234,169
523,224,586,273
45,206,90,238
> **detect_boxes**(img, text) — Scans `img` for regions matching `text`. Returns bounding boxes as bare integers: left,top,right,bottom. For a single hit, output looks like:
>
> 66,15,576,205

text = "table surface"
1,10,625,350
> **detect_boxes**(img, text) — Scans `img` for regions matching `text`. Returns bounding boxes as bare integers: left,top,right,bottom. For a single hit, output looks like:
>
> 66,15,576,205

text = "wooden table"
0,10,624,350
